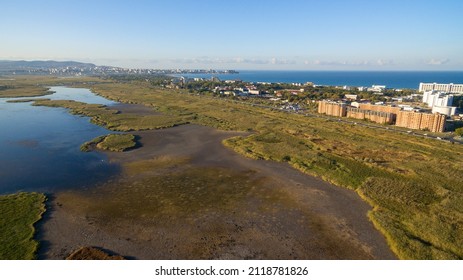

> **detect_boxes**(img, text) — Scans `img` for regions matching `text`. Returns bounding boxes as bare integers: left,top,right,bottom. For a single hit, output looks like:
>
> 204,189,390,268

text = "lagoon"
0,87,119,194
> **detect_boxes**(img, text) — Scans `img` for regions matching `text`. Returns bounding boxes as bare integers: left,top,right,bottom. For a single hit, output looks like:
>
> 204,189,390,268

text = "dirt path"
37,124,396,260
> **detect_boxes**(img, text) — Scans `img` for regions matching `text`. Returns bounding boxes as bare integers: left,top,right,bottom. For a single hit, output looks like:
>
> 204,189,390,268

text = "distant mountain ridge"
0,60,96,70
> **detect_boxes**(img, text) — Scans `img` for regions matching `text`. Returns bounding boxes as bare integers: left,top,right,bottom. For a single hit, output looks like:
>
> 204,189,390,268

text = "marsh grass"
0,86,51,98
0,192,46,259
31,99,188,131
68,166,276,225
81,134,137,152
123,155,191,176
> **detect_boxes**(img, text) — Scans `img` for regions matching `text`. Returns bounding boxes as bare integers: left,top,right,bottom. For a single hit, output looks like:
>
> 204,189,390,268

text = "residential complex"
318,100,446,132
422,90,458,117
419,83,463,94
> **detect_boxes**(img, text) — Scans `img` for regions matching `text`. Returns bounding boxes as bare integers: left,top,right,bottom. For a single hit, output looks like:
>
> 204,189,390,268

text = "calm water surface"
174,70,463,89
0,87,120,194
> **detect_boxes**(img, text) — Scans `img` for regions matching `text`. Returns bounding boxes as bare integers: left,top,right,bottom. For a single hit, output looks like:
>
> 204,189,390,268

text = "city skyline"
1,0,462,70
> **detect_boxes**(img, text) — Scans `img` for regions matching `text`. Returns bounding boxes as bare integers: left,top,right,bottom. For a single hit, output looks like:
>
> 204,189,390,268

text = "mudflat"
37,123,396,259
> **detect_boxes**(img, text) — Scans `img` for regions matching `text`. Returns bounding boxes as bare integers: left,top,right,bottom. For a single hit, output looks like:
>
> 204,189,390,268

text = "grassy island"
81,134,137,152
0,192,46,260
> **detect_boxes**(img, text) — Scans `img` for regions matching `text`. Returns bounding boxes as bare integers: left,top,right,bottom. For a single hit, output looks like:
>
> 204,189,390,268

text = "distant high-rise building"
419,83,463,94
422,91,454,107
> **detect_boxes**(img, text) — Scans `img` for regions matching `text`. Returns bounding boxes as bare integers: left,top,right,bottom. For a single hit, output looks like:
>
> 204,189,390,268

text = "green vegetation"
3,77,462,259
83,80,463,259
0,86,51,98
63,163,276,223
455,127,463,137
81,134,137,152
0,192,46,260
0,76,103,98
31,99,187,131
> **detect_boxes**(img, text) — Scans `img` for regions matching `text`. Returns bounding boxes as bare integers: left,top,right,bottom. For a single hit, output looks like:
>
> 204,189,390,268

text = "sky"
1,0,462,70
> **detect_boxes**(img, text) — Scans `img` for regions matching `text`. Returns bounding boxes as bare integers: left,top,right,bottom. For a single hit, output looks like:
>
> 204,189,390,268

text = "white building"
368,85,386,93
351,101,360,108
345,94,358,100
422,91,454,107
432,105,457,116
419,83,463,93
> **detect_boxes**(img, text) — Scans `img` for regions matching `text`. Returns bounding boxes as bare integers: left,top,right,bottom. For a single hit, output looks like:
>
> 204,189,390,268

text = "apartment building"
318,100,447,132
347,108,395,124
358,103,401,115
396,111,446,132
318,100,347,117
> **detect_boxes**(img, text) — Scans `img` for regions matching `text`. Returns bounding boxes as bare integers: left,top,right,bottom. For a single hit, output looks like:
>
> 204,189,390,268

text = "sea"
174,70,463,89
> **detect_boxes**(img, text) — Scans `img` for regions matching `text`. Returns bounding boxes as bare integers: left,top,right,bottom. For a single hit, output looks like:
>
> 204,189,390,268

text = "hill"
0,60,96,70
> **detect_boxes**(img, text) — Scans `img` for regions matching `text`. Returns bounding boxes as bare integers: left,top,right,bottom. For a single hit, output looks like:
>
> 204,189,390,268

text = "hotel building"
419,83,463,94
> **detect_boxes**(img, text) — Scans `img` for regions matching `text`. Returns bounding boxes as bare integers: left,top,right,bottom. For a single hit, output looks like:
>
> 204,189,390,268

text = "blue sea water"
176,71,463,89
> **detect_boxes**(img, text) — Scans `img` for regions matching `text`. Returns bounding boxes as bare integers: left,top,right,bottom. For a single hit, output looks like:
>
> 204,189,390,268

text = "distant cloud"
311,60,371,66
163,57,298,65
307,59,395,67
376,59,395,66
270,57,296,65
426,58,450,65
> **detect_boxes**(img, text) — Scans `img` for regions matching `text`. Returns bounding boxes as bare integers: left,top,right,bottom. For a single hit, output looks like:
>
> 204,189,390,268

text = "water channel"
0,86,120,194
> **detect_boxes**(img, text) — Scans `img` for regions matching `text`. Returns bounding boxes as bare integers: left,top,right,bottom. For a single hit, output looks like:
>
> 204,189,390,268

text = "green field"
0,76,104,98
0,192,46,260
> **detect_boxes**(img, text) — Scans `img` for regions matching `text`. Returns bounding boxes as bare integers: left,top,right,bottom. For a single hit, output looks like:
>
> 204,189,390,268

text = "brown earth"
36,104,396,260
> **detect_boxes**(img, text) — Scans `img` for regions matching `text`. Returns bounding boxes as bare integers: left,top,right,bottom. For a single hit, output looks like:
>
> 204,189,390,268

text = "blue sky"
1,0,462,70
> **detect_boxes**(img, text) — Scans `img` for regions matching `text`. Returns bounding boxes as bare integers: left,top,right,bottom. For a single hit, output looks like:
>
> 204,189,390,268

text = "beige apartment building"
396,111,446,132
318,100,447,132
318,100,347,117
347,108,395,124
358,103,401,115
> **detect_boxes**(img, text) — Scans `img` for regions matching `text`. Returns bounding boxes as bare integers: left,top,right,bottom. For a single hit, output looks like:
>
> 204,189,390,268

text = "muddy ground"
37,104,396,260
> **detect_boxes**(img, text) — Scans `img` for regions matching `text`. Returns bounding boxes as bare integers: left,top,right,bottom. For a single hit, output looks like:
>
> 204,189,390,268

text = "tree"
455,127,463,137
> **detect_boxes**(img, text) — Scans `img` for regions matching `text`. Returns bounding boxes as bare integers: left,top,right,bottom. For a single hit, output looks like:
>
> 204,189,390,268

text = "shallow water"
0,87,120,194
